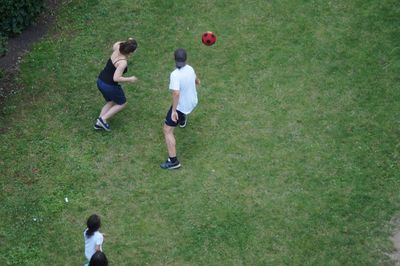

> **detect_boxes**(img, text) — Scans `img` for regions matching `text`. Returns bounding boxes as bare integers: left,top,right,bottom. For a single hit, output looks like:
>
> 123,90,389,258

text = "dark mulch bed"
0,0,63,105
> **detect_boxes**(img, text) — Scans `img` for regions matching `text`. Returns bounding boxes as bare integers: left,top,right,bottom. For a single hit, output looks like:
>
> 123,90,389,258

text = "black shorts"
97,79,127,105
164,106,186,127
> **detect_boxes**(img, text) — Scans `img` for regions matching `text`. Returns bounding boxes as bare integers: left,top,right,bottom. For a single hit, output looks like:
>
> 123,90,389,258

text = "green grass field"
1,0,399,265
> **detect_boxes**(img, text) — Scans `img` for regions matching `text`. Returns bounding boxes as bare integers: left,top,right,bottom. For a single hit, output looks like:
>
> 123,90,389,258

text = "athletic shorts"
97,79,126,105
164,106,186,127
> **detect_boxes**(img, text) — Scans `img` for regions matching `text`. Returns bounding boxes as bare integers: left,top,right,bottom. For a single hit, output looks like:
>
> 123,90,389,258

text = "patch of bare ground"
0,0,63,106
387,215,400,265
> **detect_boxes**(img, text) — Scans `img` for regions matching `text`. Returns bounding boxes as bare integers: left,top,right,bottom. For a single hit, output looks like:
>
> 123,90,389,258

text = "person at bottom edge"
83,214,104,265
161,48,200,169
84,250,108,266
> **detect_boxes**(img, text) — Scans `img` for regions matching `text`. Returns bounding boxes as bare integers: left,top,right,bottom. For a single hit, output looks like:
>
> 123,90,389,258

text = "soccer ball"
202,31,217,46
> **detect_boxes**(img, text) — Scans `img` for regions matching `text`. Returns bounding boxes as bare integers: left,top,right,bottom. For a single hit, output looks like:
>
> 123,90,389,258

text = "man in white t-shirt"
161,48,200,169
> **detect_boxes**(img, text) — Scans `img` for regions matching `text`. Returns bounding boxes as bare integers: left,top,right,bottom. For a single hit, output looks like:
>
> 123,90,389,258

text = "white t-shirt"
169,65,198,114
84,229,104,260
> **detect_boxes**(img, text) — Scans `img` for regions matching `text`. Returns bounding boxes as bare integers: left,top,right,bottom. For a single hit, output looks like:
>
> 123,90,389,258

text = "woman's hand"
128,76,138,83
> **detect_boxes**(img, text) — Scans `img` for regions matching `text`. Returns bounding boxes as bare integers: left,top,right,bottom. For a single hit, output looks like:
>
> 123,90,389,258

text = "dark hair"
119,38,137,55
89,251,108,266
86,214,101,237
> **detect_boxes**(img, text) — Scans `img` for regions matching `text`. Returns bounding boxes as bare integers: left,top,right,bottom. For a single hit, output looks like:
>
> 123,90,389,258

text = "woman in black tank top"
94,38,138,131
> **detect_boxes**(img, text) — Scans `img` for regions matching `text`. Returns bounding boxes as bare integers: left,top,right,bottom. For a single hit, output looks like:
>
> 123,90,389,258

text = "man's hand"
171,110,178,122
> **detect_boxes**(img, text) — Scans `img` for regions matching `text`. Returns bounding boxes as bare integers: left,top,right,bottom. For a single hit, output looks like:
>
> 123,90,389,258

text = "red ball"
202,31,217,46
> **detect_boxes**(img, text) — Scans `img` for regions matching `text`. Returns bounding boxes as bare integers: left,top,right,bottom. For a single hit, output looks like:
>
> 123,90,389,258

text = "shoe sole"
94,125,102,130
169,163,181,169
179,116,187,128
160,163,181,169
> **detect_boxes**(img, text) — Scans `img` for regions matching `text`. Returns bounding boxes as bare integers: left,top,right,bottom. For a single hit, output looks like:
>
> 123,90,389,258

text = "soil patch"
388,215,400,265
390,232,400,265
0,0,63,105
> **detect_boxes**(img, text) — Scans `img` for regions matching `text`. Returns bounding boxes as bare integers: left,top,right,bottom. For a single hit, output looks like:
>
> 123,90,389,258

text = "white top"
169,65,198,114
84,229,104,260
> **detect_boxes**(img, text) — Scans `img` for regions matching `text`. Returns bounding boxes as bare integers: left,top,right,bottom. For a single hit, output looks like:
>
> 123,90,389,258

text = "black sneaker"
160,158,181,169
97,117,111,131
179,115,187,128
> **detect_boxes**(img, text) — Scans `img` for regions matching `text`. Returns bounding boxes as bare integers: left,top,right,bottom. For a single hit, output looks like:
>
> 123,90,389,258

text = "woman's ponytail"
86,214,101,237
119,38,137,55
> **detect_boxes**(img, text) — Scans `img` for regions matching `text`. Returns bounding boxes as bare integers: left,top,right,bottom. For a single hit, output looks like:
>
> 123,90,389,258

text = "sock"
169,156,177,163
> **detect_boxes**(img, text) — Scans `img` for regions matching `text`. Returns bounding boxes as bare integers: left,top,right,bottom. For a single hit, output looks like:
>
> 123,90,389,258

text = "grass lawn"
1,0,399,265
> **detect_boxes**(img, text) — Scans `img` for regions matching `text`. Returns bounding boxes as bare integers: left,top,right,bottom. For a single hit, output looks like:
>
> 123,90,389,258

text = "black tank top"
98,58,128,85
